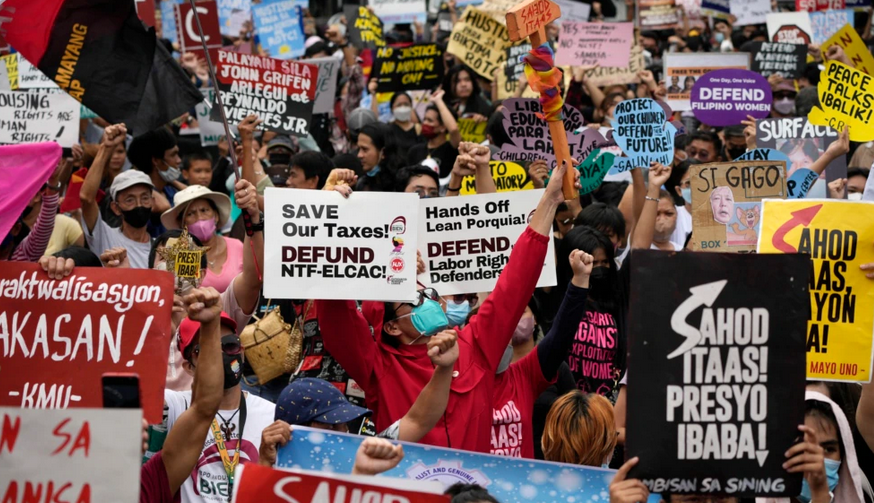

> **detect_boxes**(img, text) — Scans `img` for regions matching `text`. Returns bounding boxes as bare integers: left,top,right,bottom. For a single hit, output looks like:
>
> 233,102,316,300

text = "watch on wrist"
45,181,62,191
250,212,265,232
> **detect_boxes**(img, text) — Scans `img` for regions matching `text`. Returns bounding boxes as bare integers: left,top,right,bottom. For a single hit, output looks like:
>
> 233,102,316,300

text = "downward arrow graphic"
667,280,727,359
756,450,769,467
771,205,823,253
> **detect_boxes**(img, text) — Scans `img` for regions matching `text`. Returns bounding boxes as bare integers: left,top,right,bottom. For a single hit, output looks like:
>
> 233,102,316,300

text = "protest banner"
0,62,8,91
699,0,731,18
212,51,318,137
369,0,428,24
756,117,846,198
820,23,874,75
447,7,513,79
373,44,444,92
0,90,80,148
301,57,340,115
417,190,555,294
810,9,854,45
745,41,807,79
458,117,488,143
175,1,223,58
556,22,634,68
664,52,750,111
217,0,251,37
577,148,617,195
797,0,846,10
808,60,874,142
626,250,808,496
554,0,592,22
232,464,447,503
252,0,305,60
691,69,772,126
1,54,17,89
584,44,645,86
160,0,178,44
195,88,238,147
504,42,532,81
263,188,419,302
478,0,523,24
344,5,386,50
17,54,57,89
639,0,680,30
758,200,874,382
0,263,173,422
135,0,157,27
460,161,534,195
732,148,815,199
688,161,787,252
0,407,141,503
730,0,772,26
276,426,662,503
767,12,813,44
609,98,677,174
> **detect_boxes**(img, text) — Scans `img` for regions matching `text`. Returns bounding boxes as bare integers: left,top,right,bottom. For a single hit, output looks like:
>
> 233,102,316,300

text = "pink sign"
556,21,634,68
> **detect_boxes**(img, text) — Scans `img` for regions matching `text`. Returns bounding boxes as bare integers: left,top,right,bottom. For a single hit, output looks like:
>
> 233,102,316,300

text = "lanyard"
209,392,247,497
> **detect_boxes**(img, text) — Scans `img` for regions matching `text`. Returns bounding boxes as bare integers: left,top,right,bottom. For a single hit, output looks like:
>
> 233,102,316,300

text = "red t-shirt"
490,350,553,458
140,452,181,503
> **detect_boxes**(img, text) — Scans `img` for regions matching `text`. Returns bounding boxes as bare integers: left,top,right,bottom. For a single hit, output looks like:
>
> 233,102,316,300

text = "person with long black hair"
356,123,404,192
442,65,491,121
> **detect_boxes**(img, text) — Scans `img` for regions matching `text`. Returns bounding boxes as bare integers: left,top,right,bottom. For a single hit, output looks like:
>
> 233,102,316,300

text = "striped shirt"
11,192,59,262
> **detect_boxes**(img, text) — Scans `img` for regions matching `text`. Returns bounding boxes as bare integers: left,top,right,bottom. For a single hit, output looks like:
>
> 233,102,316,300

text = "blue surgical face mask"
682,187,692,204
798,458,841,503
445,300,470,327
367,164,381,177
496,345,513,374
714,32,725,43
401,298,449,338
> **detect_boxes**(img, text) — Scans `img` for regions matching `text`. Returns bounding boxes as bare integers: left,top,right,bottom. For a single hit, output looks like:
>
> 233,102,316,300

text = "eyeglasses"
394,288,441,314
686,147,710,161
451,294,479,307
193,339,242,357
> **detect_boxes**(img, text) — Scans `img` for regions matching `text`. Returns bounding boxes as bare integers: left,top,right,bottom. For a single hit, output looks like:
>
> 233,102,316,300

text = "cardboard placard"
17,54,57,89
691,69,772,127
373,44,444,92
1,54,17,89
811,9,854,45
369,0,428,24
756,117,846,199
457,117,488,143
417,190,555,295
767,12,813,44
745,41,808,79
0,407,141,503
664,52,750,111
263,188,419,302
0,263,174,423
478,0,523,24
609,98,676,174
447,7,513,79
176,1,223,57
345,5,386,50
195,88,238,147
252,0,306,60
300,57,341,115
699,0,731,18
688,161,787,252
797,0,846,10
758,199,874,382
820,23,874,75
626,250,808,496
555,21,634,68
217,0,251,37
584,44,645,86
808,60,874,142
730,0,772,26
554,0,592,23
460,160,534,195
0,90,80,148
212,51,318,137
639,0,680,29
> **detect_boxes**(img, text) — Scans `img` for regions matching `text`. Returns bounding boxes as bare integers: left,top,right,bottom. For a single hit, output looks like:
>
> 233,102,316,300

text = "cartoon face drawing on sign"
710,186,734,224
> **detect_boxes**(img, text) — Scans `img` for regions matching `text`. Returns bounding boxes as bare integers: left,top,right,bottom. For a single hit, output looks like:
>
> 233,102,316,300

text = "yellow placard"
447,7,513,80
2,54,18,89
820,24,874,76
461,160,533,195
457,118,488,143
175,250,203,279
758,199,874,382
808,60,874,142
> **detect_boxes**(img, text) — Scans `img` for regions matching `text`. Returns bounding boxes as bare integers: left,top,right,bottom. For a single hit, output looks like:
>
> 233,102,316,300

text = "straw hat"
160,185,231,230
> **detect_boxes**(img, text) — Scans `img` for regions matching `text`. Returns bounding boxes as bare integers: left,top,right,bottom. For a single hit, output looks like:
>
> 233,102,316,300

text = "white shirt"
670,205,692,250
650,241,682,251
164,390,275,503
80,216,151,269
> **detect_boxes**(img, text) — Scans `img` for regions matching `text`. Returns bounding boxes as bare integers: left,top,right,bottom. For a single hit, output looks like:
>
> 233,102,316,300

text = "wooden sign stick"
506,0,577,200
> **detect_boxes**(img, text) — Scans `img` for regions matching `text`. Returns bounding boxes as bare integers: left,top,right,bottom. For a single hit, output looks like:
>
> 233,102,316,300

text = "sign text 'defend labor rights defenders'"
264,188,419,302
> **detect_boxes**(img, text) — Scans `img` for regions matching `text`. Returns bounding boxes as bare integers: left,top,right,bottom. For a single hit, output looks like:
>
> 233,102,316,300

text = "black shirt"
408,141,458,178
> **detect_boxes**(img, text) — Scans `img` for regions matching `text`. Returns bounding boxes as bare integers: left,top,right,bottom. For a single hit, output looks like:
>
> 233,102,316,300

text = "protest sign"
820,23,874,75
554,0,592,22
0,62,8,91
767,12,813,44
0,90,79,148
797,0,846,10
135,0,156,27
17,54,57,89
460,161,534,195
732,148,805,197
757,117,846,199
160,0,178,44
458,118,488,143
808,60,874,142
0,263,173,422
745,41,807,79
195,88,237,147
609,98,677,174
847,0,872,8
691,69,772,126
447,7,513,79
301,57,340,115
212,51,318,137
577,148,617,195
232,464,447,503
699,0,731,18
664,52,750,111
626,250,808,496
556,22,633,68
688,161,787,252
584,44,645,86
263,188,419,302
811,9,854,45
417,190,555,295
0,407,141,503
1,54,17,89
478,0,522,24
277,426,662,503
373,44,444,92
504,42,532,81
731,0,772,25
758,200,874,382
345,5,386,50
252,0,305,60
369,0,428,24
639,0,680,29
175,1,223,57
217,0,251,37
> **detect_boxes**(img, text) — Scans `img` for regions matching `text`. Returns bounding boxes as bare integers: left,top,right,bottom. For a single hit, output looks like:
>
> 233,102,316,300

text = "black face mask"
121,206,151,228
726,146,747,161
223,353,243,389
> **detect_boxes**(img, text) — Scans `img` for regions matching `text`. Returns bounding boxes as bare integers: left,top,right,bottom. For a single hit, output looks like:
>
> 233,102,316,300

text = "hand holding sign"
783,425,830,500
609,457,651,503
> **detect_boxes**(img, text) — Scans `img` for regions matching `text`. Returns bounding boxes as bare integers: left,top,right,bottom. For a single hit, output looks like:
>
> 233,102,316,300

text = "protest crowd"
6,0,874,501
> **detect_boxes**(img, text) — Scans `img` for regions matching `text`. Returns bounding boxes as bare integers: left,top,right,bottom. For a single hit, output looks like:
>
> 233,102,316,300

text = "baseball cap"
275,378,372,425
347,108,377,134
177,311,238,358
267,135,295,152
109,170,154,201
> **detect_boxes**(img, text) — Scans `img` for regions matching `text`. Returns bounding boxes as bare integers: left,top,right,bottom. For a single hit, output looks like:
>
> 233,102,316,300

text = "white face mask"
159,165,181,183
848,192,863,201
393,105,412,122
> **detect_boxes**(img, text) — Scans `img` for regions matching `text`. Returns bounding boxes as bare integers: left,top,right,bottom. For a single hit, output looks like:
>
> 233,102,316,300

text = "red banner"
135,0,157,28
796,0,845,10
0,263,174,423
232,464,450,503
175,0,223,56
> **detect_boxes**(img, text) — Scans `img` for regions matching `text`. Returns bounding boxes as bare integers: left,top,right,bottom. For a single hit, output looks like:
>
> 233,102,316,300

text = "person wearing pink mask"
160,185,244,293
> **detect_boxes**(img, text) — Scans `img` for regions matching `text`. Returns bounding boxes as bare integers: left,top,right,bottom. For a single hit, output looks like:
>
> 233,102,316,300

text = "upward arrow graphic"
667,280,728,359
771,204,823,254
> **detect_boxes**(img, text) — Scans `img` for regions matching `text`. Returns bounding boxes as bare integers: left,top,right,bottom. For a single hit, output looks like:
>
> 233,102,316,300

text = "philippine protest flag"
0,0,202,134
